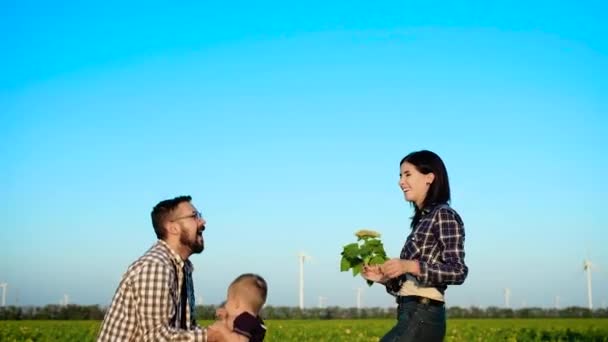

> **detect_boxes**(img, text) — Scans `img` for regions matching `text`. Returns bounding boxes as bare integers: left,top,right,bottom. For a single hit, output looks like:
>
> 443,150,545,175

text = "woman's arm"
418,207,468,285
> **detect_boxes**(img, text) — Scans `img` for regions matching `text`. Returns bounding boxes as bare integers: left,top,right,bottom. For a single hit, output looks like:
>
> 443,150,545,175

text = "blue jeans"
380,301,446,342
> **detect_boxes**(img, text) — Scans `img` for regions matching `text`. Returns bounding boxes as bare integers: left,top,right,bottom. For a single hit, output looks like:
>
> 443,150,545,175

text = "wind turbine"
584,259,593,310
318,296,327,308
356,287,363,309
504,288,510,308
298,252,311,309
0,283,7,307
555,295,560,309
61,294,69,306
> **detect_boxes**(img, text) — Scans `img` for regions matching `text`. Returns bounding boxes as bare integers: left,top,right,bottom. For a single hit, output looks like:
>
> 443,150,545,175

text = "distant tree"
1,304,607,320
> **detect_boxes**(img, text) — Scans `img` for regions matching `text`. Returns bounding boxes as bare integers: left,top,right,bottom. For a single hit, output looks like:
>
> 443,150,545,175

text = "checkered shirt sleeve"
417,207,468,285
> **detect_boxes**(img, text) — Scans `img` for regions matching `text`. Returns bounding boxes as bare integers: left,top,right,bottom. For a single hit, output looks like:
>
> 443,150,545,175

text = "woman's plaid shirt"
386,204,468,295
97,240,206,341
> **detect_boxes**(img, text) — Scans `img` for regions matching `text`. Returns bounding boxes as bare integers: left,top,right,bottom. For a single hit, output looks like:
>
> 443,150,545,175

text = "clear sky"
1,0,607,309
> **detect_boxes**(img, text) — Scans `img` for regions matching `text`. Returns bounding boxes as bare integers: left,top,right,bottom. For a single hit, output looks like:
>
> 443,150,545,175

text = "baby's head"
223,273,267,328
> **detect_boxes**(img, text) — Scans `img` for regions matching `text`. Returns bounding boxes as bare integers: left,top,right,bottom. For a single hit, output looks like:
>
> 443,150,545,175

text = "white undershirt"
398,274,445,302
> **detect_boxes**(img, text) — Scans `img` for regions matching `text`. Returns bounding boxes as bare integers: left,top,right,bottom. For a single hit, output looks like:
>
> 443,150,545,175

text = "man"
98,195,220,341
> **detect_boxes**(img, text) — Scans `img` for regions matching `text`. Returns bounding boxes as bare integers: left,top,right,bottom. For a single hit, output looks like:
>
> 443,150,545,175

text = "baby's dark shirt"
233,312,266,342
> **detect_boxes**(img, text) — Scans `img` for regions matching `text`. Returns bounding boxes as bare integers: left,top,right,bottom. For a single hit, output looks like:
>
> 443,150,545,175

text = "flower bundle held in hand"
340,229,389,286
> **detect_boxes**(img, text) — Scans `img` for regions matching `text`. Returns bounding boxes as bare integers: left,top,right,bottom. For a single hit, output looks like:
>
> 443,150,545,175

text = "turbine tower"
318,296,327,308
0,283,7,307
504,288,510,308
298,252,311,309
584,259,593,310
356,287,363,309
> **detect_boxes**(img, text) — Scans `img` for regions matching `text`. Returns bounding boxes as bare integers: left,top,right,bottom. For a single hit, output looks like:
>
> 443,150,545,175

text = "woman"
363,150,468,342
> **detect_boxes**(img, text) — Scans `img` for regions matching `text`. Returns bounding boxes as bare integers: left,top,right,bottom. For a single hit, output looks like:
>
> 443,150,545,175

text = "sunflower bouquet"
340,229,389,286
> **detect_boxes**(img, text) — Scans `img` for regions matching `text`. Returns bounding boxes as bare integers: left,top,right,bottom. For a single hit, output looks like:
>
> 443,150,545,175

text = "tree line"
0,305,606,320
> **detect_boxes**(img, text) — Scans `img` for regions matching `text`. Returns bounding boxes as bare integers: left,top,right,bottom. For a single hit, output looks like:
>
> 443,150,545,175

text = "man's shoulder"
125,242,175,276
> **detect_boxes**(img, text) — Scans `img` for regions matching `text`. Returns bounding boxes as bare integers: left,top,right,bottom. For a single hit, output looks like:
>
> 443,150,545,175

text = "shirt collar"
157,239,194,272
420,203,441,216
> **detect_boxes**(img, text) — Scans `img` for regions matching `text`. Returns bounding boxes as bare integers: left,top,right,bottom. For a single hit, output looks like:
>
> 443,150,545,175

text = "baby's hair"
229,273,267,312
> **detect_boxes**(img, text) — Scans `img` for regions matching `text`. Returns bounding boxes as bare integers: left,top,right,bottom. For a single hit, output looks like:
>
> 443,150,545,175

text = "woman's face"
398,162,434,208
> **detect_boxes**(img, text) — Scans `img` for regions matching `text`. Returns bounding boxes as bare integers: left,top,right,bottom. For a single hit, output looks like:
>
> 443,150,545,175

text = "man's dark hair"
151,195,192,239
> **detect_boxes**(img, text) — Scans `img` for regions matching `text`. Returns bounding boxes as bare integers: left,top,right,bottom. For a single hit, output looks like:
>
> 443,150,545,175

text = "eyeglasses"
171,211,203,222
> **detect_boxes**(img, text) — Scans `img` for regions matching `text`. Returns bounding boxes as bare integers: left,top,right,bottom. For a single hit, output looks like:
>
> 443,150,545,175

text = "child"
210,273,267,342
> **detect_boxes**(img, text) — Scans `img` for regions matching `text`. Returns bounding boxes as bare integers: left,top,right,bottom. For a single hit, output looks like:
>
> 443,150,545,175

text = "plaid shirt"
98,240,206,342
387,204,468,295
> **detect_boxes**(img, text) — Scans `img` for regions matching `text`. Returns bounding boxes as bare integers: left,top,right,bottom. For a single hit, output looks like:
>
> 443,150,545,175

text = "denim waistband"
396,295,444,307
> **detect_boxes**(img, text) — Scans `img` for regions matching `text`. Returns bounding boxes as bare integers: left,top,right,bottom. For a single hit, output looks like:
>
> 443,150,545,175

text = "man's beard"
180,227,204,254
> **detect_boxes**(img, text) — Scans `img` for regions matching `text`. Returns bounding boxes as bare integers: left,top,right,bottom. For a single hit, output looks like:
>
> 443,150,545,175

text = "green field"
0,319,607,341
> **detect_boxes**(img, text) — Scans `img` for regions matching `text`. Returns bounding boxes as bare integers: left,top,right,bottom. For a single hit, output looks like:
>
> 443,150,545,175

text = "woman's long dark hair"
400,150,451,229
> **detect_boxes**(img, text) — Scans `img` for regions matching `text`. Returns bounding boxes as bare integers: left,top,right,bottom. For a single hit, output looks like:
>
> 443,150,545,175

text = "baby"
211,273,267,342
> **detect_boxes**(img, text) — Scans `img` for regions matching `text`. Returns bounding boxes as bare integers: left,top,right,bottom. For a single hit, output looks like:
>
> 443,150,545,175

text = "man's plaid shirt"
387,204,468,295
97,240,206,341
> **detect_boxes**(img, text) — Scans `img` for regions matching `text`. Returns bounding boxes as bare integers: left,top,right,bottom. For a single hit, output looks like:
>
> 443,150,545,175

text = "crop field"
0,319,607,341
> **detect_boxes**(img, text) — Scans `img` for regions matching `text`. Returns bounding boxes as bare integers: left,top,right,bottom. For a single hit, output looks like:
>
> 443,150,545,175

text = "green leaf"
370,255,387,265
371,244,385,255
366,239,381,248
342,243,360,258
366,279,374,286
340,257,351,272
352,263,363,276
358,245,371,258
363,255,372,265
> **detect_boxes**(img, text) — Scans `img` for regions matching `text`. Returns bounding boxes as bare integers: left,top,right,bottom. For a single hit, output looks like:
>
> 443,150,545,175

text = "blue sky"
1,1,607,309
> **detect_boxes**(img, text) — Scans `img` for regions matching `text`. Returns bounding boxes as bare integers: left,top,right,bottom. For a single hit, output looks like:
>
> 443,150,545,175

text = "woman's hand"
215,306,227,323
207,322,248,342
361,264,388,284
381,259,420,279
